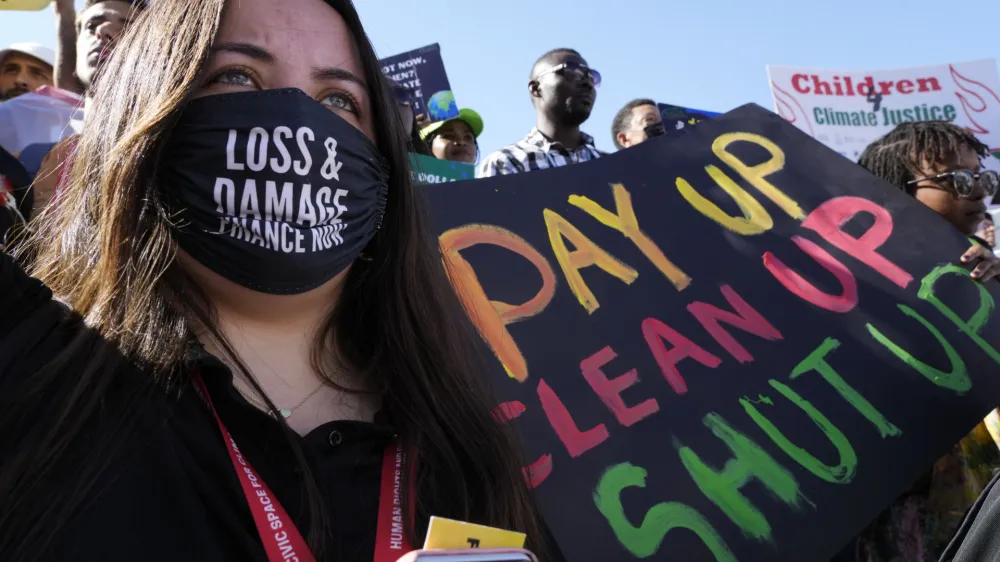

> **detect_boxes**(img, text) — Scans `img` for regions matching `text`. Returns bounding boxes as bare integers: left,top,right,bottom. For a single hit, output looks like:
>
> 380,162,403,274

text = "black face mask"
644,121,666,139
161,89,388,295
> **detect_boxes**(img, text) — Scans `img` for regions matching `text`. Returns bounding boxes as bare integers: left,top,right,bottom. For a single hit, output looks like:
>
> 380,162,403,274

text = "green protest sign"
410,153,474,185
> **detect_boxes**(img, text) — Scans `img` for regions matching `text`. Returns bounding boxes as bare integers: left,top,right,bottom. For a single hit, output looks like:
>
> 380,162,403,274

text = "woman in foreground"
0,1,550,561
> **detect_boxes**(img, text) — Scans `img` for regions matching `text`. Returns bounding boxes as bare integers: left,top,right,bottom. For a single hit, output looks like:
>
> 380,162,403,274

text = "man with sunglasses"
842,121,1000,562
477,48,603,177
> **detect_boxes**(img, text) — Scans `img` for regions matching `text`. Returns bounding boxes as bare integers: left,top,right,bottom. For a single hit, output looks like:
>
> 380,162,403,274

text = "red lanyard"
192,374,413,562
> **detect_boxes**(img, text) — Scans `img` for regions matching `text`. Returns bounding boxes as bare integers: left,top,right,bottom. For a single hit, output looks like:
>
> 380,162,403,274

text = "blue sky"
2,0,998,156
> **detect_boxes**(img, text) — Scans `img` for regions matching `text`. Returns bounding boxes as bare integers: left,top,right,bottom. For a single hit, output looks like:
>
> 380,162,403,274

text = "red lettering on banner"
524,455,553,489
802,196,913,289
792,74,810,94
687,285,783,364
580,346,660,427
642,318,722,395
538,378,609,457
494,400,553,488
763,236,859,313
494,401,527,422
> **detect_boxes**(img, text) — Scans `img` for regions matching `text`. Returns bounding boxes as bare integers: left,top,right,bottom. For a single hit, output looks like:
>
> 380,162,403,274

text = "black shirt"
0,251,399,562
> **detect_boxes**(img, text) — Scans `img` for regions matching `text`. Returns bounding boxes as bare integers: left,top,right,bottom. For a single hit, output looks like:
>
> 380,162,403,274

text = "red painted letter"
493,401,552,489
687,285,783,364
763,235,859,313
642,318,723,395
581,346,660,428
801,196,913,289
792,74,811,94
537,378,609,458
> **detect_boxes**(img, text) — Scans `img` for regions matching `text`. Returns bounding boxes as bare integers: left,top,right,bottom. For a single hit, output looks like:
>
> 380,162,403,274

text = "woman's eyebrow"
311,67,367,89
211,42,275,64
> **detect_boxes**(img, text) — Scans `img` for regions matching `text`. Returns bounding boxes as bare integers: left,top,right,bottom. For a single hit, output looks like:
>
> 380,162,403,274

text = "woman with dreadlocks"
860,121,999,259
833,122,1000,562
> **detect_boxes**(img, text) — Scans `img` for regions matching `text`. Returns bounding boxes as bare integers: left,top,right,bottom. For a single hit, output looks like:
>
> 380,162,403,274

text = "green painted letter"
677,413,803,542
791,338,902,438
594,462,737,561
867,304,970,392
742,380,857,484
919,264,1000,364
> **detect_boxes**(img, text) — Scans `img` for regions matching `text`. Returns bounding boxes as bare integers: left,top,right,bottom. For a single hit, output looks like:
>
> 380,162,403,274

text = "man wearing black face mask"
477,48,603,177
612,98,665,150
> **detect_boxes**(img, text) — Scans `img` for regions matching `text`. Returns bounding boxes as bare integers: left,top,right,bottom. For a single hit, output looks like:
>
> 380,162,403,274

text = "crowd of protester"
1,1,1000,562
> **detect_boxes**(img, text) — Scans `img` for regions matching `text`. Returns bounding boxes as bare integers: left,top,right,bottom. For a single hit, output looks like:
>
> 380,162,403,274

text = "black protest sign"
424,104,1000,562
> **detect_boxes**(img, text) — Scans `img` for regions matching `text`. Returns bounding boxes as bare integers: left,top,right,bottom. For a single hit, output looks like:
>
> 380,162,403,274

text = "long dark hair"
1,0,547,560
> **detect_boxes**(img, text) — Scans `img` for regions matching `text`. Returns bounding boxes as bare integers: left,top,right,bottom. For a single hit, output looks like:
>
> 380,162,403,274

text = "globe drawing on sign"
427,90,458,120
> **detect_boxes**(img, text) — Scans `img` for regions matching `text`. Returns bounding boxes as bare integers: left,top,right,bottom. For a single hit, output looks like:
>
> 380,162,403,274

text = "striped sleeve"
476,151,517,178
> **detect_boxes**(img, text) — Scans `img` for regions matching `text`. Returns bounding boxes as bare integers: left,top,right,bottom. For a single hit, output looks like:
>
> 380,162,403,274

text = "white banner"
767,59,1000,164
0,87,84,156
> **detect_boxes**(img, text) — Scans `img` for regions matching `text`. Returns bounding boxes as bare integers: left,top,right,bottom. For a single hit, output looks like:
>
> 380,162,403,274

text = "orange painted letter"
441,224,557,382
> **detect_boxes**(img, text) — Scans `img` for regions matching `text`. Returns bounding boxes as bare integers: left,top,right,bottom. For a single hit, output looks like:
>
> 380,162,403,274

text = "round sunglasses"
906,169,1000,198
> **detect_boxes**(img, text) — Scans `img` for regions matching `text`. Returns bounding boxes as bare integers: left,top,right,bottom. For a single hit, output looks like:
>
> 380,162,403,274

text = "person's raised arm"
53,0,84,95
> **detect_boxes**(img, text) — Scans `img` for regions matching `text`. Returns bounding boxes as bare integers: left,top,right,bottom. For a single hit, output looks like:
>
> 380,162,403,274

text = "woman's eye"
320,93,357,113
212,69,256,88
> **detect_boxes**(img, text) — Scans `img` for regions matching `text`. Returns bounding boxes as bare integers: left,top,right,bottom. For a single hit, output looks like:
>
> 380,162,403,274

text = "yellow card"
423,516,527,549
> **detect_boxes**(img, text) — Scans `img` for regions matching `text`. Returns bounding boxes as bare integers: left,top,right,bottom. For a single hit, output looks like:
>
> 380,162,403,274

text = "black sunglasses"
533,62,602,87
906,169,1000,198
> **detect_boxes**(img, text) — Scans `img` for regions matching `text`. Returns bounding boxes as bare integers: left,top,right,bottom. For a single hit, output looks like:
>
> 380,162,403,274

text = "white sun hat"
0,42,56,69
